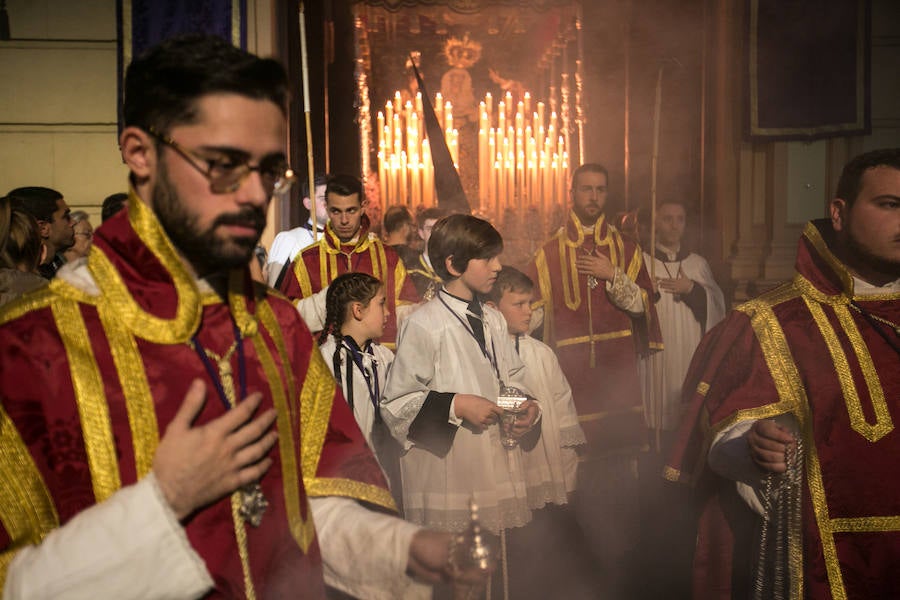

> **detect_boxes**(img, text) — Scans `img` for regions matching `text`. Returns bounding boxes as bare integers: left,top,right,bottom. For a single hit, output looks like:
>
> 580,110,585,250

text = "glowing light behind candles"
375,88,571,222
477,92,570,223
376,91,455,209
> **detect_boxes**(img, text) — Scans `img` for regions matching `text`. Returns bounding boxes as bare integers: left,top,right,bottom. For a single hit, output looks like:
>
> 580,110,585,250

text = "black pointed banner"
409,55,471,214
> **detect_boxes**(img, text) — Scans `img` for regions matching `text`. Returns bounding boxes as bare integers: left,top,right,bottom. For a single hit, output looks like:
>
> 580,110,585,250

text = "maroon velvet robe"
0,193,394,598
666,219,900,599
278,221,417,346
528,212,662,453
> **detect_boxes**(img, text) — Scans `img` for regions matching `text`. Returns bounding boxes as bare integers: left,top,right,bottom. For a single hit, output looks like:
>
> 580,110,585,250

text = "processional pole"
649,63,664,452
299,2,318,242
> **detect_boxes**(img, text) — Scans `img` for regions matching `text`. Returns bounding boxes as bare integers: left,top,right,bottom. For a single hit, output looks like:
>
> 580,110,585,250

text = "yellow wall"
0,0,278,242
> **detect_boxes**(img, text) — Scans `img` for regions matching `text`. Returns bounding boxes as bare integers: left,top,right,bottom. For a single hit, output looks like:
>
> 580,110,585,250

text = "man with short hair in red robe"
666,148,900,599
278,174,417,347
0,35,479,599
528,162,662,598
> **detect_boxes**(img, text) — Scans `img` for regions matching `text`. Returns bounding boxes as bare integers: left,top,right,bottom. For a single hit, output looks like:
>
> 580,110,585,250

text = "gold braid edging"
534,249,555,344
98,302,159,478
805,299,892,442
305,478,397,512
300,349,338,482
87,192,201,344
250,333,315,552
53,299,121,503
0,405,59,588
230,492,258,600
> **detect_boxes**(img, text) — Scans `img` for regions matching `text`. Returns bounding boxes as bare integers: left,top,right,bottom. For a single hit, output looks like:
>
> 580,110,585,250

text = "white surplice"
640,248,726,430
515,334,586,505
382,291,536,534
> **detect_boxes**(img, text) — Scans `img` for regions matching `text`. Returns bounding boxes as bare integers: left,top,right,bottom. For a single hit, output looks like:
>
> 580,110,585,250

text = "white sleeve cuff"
448,395,464,426
311,496,431,600
4,473,212,600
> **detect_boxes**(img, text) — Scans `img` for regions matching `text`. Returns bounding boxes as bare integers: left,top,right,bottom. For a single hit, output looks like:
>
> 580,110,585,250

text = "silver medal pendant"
238,483,269,527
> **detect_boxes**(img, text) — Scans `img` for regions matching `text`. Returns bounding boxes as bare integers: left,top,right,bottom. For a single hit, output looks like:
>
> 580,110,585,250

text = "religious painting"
354,0,583,262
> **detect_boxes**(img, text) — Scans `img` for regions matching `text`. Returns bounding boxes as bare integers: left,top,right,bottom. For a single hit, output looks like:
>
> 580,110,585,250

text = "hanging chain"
752,432,804,600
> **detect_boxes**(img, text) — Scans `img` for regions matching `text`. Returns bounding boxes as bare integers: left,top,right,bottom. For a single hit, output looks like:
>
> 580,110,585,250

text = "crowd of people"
1,33,898,600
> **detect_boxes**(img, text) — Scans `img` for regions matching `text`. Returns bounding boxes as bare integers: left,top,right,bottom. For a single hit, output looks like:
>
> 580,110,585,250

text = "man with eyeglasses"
0,35,482,599
5,185,75,279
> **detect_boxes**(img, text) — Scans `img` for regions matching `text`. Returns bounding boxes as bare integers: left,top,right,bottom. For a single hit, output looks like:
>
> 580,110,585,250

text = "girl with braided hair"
319,272,402,498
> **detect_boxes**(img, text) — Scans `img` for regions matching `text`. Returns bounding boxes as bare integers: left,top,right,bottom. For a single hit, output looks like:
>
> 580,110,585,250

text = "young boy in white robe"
382,215,544,598
484,266,599,599
484,266,586,504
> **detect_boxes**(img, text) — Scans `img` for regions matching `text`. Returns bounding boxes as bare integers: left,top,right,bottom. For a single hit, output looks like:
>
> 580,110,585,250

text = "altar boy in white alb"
640,201,726,433
382,214,541,537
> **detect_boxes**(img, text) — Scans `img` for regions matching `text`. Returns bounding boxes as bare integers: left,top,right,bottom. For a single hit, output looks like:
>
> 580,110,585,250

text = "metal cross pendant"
238,483,269,527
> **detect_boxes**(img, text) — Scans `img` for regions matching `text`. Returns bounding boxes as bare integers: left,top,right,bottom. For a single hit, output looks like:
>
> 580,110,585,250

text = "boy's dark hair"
319,272,383,345
570,163,609,192
101,193,128,222
835,148,900,206
383,205,413,235
416,207,448,229
484,266,534,304
301,173,329,199
326,174,363,203
428,214,503,281
6,186,63,223
123,34,288,134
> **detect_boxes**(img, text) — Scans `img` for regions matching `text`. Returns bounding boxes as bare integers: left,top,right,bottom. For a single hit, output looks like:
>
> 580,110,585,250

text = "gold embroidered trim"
802,222,855,297
291,250,314,298
54,299,121,502
98,302,159,477
0,405,59,570
577,405,644,423
662,466,681,482
257,300,298,412
300,349,338,482
829,516,900,532
88,192,201,344
696,382,710,396
305,478,397,512
393,259,407,306
230,492,257,600
806,299,892,442
250,332,315,552
555,330,632,348
625,243,642,283
534,248,555,343
0,285,57,325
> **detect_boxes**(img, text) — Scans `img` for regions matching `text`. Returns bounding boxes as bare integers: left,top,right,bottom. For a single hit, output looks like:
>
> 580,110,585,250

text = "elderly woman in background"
63,210,93,262
0,195,48,306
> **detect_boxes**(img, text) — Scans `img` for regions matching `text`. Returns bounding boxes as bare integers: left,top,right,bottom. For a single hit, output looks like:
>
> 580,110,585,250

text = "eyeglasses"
147,127,295,197
74,231,93,239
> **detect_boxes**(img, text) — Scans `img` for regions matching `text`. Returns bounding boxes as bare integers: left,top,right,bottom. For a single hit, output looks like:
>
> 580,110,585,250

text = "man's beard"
844,228,900,281
153,165,265,277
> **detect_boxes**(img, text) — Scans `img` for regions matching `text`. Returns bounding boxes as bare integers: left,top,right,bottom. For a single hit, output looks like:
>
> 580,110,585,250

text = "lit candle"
435,93,444,130
393,113,402,157
378,150,387,210
444,102,453,137
422,139,433,206
524,92,531,119
400,151,408,205
393,91,402,116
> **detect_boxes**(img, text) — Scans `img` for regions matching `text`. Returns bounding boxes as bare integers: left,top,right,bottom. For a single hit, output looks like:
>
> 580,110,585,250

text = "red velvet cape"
528,212,662,453
278,222,417,346
666,219,900,599
0,193,394,598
